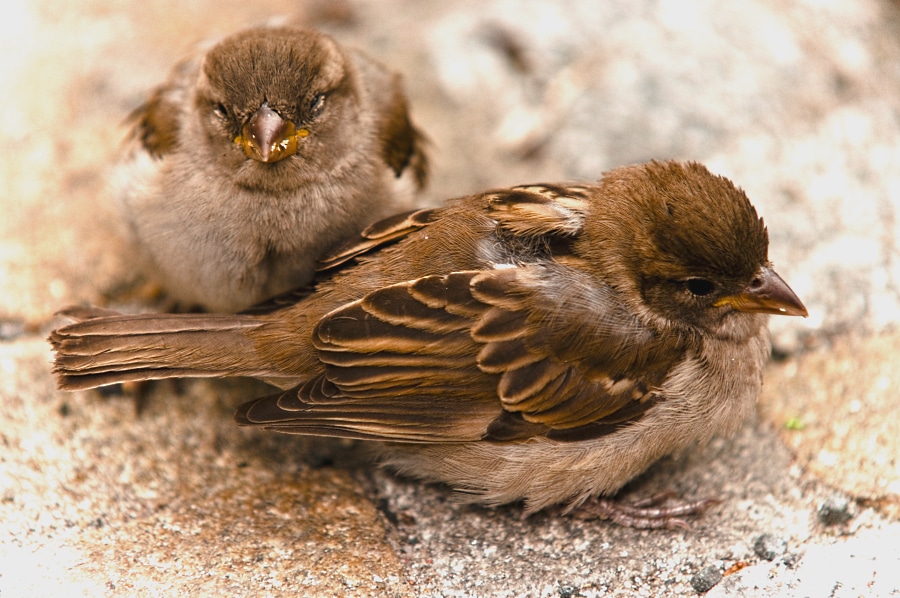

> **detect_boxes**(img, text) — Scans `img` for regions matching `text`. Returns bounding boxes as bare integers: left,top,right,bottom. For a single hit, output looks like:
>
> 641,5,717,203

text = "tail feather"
49,307,272,390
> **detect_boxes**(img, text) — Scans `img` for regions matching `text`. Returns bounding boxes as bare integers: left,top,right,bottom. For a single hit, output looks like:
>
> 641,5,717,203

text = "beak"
234,104,308,163
715,266,808,317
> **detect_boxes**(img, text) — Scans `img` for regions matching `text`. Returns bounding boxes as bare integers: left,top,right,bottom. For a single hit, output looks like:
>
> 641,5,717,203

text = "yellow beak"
234,104,308,163
714,266,808,317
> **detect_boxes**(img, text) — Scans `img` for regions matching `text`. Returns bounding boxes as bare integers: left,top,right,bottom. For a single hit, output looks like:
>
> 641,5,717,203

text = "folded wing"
236,267,678,443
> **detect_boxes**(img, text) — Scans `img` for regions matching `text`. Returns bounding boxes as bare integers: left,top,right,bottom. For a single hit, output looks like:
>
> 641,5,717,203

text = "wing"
351,48,429,188
121,57,196,158
315,207,437,272
235,266,683,444
375,81,429,188
123,88,181,159
313,179,595,275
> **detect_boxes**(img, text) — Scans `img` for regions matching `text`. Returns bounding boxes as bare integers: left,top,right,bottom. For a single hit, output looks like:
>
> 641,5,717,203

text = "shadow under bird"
52,161,807,527
115,24,428,312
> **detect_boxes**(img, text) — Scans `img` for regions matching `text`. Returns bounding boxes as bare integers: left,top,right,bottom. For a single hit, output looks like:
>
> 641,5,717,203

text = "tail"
49,306,273,390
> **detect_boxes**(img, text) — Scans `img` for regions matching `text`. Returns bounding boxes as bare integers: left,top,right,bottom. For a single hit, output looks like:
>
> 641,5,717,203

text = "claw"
573,493,720,530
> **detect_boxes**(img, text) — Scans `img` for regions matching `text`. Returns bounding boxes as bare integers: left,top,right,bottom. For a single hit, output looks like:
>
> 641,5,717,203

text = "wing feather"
238,267,679,443
316,208,436,272
236,185,688,443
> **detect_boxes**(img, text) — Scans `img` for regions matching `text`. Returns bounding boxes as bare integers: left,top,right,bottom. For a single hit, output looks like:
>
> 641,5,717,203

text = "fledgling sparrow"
115,24,428,312
53,161,806,525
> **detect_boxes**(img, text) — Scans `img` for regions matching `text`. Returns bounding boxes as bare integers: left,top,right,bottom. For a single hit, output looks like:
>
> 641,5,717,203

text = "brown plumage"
53,161,806,517
115,24,428,312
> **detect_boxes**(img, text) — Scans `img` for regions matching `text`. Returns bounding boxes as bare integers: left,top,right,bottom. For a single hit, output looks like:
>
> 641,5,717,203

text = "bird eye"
213,103,229,119
685,278,715,297
309,93,326,116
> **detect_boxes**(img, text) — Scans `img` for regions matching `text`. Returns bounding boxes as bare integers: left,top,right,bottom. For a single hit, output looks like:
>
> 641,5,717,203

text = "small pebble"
558,585,579,598
690,565,722,593
817,495,854,525
753,534,787,561
781,552,800,569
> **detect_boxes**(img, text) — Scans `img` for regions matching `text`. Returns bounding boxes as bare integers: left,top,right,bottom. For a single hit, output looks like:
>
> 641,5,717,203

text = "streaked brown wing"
123,87,181,159
236,268,675,443
376,80,429,188
315,208,437,272
484,184,591,237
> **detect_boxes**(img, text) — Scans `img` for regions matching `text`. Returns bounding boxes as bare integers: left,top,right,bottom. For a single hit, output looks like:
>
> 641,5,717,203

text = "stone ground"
2,0,900,596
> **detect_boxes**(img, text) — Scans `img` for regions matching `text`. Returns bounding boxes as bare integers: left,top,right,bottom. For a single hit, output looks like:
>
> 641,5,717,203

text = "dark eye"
685,278,716,297
213,103,229,119
309,93,326,116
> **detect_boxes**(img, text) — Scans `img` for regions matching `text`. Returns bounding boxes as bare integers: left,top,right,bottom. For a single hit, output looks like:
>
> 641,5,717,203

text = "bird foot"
572,492,720,530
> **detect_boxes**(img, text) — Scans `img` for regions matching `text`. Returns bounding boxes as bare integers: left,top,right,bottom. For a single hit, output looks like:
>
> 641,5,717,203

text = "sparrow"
115,24,428,312
52,161,807,525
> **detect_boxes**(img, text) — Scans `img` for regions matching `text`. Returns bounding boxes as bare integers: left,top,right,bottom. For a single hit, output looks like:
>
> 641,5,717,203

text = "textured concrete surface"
761,332,900,521
3,0,900,596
